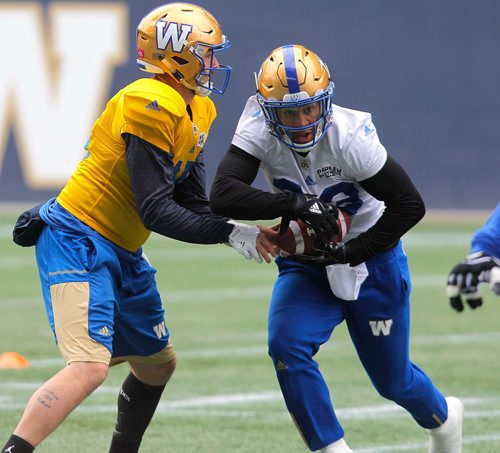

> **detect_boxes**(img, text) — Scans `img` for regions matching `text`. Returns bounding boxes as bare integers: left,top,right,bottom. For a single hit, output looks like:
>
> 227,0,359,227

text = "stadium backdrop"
0,0,498,209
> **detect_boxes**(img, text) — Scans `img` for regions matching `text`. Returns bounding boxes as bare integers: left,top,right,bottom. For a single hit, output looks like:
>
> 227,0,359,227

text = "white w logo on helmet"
156,21,192,52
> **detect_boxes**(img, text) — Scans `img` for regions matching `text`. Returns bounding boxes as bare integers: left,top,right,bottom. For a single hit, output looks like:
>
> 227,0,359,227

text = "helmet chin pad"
277,117,330,152
194,82,212,97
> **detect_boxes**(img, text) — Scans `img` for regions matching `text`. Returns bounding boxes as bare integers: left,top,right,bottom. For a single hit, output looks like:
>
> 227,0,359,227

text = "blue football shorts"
35,224,171,365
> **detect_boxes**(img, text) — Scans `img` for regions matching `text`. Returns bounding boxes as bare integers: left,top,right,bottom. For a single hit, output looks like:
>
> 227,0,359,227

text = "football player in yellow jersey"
3,3,277,453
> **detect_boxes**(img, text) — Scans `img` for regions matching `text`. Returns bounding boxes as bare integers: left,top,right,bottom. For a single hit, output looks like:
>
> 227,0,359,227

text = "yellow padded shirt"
57,77,217,252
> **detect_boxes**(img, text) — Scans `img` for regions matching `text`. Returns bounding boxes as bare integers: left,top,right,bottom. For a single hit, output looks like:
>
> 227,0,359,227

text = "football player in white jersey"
210,44,464,452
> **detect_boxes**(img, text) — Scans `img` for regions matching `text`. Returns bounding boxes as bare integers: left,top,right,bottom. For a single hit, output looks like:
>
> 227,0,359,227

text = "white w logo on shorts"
153,321,167,339
369,319,393,336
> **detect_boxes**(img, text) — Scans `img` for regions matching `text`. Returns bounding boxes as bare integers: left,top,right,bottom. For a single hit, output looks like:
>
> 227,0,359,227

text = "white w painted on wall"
0,3,127,189
156,21,192,52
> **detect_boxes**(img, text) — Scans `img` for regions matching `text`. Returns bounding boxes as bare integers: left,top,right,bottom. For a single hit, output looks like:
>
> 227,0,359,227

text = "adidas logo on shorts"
98,326,111,336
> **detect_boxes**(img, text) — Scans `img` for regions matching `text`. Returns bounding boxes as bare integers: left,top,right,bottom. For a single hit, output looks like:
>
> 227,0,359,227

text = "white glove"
227,220,263,263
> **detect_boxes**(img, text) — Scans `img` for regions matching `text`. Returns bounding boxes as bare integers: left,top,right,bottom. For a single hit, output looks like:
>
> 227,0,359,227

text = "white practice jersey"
232,95,387,241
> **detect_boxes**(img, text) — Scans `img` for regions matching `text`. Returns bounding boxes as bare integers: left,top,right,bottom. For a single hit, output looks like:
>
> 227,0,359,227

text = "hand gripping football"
274,209,351,256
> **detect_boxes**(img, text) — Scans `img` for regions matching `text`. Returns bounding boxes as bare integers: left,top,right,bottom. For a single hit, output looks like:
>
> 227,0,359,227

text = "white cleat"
427,396,464,453
320,437,354,452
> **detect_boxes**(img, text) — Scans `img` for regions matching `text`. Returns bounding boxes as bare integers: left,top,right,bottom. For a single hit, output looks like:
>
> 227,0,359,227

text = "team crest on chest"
317,165,342,179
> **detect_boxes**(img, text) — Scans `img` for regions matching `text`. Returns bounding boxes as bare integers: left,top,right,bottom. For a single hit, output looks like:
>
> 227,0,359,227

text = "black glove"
290,242,347,266
447,251,500,312
281,194,339,246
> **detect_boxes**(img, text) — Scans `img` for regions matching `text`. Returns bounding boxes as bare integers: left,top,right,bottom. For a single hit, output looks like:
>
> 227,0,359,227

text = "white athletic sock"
320,437,354,452
427,396,464,453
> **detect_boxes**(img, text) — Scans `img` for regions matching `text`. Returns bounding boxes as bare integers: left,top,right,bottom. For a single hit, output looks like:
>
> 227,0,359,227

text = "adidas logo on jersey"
364,124,375,136
98,326,111,336
305,175,316,186
145,100,160,111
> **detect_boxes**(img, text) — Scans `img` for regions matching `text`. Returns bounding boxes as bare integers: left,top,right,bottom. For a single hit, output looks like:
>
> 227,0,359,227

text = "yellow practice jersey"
57,77,217,251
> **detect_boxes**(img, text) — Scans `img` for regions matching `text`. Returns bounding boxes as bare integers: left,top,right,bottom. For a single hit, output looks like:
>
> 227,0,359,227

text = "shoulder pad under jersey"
121,79,186,150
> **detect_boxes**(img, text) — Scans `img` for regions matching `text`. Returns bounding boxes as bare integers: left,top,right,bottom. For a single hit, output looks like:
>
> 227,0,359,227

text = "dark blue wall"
1,0,499,208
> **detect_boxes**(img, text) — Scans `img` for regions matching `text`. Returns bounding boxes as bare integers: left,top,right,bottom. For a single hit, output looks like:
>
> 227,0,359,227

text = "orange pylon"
0,352,29,368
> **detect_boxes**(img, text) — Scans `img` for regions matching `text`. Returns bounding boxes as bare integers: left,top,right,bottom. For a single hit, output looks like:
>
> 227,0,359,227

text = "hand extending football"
446,251,500,312
228,221,278,263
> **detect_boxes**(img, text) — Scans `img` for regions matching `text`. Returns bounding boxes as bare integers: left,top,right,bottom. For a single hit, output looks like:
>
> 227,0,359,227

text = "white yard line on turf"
2,387,500,450
1,387,499,413
3,330,499,369
356,433,500,452
0,271,487,309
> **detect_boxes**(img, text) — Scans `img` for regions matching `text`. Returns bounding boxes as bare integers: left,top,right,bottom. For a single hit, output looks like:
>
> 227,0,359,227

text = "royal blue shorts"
36,222,169,363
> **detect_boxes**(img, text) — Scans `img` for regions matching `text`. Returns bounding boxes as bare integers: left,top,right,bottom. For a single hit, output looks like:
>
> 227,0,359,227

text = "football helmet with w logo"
256,45,335,152
137,3,231,96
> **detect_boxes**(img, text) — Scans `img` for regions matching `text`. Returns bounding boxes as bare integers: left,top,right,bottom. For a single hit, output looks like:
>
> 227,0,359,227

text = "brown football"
273,209,351,256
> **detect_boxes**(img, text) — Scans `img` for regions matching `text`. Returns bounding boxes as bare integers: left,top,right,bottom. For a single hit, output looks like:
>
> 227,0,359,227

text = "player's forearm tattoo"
37,388,59,408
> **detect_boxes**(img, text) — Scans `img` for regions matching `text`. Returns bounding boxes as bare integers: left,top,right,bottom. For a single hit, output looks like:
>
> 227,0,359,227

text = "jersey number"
272,178,362,215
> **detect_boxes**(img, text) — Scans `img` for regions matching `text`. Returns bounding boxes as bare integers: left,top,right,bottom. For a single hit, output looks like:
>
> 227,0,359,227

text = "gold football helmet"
137,3,231,96
256,44,335,151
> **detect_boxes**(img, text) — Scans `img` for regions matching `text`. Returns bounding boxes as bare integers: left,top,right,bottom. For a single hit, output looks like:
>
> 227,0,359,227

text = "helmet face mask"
137,3,232,96
256,45,335,152
190,37,232,95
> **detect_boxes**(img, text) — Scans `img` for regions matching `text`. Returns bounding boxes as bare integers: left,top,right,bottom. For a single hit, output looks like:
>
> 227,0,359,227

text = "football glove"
281,195,339,246
446,251,500,312
273,209,352,257
289,242,348,265
227,221,264,263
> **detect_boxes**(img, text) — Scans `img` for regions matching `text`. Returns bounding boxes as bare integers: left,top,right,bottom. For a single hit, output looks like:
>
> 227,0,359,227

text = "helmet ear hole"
172,56,189,65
